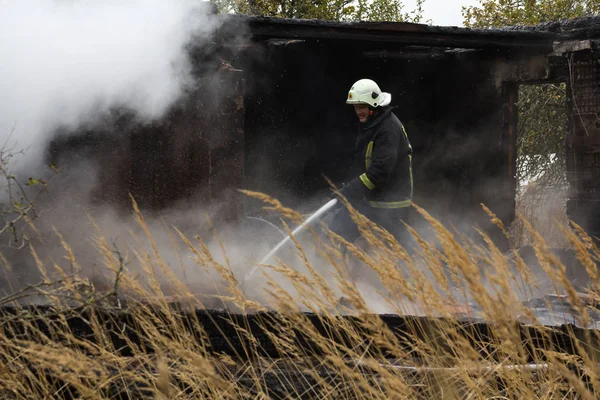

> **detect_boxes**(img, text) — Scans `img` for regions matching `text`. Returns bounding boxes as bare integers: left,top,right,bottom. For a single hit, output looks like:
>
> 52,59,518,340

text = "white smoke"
0,0,219,170
0,0,250,305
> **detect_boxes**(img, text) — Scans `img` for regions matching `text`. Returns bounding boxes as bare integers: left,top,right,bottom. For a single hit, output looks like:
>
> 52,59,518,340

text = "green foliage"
517,84,567,189
213,0,426,22
0,144,54,248
462,0,600,28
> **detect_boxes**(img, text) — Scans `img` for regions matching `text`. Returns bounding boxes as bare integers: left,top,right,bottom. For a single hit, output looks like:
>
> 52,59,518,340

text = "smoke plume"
0,0,257,302
0,0,219,169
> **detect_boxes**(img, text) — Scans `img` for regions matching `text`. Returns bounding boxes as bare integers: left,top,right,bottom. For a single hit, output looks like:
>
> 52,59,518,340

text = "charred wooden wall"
47,68,245,221
566,49,600,238
236,39,526,244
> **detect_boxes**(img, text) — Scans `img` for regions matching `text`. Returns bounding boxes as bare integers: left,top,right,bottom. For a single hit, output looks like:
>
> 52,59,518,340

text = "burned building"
48,13,600,245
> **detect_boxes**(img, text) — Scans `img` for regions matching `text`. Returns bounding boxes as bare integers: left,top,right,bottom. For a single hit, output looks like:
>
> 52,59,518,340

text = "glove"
336,177,366,203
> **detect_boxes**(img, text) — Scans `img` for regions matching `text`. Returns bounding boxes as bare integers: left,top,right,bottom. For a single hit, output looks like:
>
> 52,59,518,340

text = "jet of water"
240,198,339,286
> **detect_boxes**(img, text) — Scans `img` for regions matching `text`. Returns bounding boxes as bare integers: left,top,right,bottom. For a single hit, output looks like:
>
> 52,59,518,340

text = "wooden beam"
220,16,558,51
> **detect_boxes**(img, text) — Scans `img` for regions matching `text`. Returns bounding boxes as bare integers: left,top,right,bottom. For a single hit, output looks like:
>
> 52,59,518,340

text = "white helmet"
346,79,391,108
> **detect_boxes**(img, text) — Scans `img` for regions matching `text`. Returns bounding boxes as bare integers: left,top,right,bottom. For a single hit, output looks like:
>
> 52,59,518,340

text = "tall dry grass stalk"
0,193,599,399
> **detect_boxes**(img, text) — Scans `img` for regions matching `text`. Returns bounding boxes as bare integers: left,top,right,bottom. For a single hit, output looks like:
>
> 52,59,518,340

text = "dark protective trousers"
329,198,410,248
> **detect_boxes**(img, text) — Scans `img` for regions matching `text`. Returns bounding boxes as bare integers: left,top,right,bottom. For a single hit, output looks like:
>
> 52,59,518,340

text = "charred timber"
504,15,600,40
1,305,599,363
217,15,558,51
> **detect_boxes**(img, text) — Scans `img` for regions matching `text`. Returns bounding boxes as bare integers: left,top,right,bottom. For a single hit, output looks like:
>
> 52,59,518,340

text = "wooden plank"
552,39,593,56
501,83,519,227
208,69,245,221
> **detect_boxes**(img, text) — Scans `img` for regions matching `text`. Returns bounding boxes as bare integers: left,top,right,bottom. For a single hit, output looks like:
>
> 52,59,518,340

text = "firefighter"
332,78,413,248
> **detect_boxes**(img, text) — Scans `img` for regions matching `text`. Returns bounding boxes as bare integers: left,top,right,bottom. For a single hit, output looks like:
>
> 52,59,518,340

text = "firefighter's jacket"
343,107,413,209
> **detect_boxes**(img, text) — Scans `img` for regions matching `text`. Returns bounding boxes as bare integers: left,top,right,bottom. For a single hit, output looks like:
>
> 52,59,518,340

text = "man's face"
354,104,370,123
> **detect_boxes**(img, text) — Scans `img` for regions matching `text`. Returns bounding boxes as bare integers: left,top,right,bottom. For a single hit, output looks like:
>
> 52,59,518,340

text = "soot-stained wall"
239,39,515,241
565,49,600,239
46,67,245,222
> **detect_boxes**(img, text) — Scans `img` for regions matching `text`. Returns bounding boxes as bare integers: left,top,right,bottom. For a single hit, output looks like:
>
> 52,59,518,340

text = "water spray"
246,216,287,238
240,198,339,286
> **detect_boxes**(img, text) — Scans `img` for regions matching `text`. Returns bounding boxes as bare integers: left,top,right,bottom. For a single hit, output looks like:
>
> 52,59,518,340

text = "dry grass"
1,193,599,399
